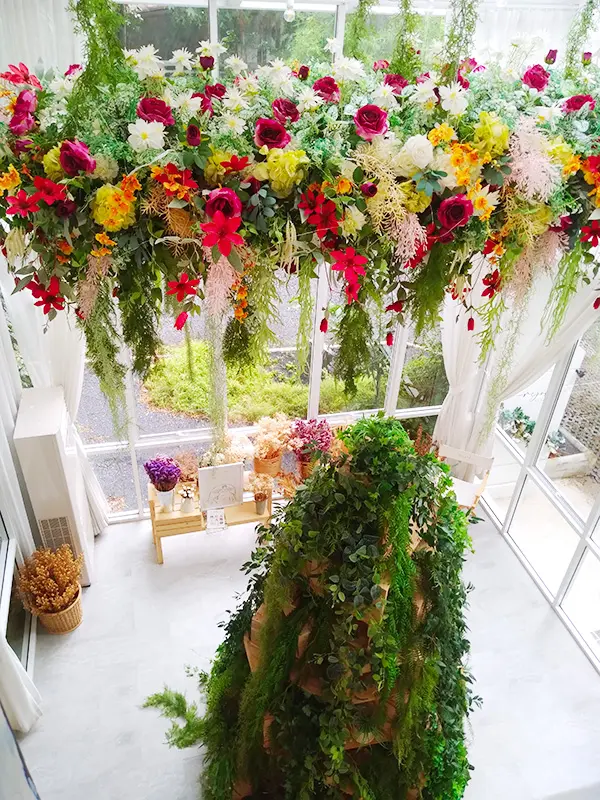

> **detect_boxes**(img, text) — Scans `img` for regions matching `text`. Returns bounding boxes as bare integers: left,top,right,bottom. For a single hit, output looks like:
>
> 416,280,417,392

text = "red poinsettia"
581,220,600,247
6,189,41,217
298,189,339,240
222,154,250,174
33,176,66,205
166,273,200,303
482,269,502,298
29,275,64,314
200,211,244,257
330,247,368,283
0,62,42,90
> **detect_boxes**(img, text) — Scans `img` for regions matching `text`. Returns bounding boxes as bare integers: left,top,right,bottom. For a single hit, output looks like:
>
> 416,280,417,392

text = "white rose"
402,135,434,170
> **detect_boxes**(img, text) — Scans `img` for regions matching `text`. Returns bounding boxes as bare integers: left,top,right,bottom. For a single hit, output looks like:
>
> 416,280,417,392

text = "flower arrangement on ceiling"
1,0,600,413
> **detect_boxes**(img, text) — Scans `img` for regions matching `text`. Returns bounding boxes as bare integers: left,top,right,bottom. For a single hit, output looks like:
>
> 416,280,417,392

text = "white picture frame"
197,462,244,511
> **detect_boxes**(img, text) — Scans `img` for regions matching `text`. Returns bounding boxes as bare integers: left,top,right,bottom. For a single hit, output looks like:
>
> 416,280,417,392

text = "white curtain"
0,0,84,74
0,259,109,534
0,644,42,734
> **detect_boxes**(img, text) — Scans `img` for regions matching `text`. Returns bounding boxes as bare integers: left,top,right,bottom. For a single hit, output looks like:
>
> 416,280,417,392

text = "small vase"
156,488,174,511
255,498,267,515
181,496,195,513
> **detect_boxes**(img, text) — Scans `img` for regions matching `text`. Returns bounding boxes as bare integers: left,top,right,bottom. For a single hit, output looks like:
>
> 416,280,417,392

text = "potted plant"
144,456,181,511
289,418,333,479
248,472,273,515
18,544,83,634
253,414,291,476
179,485,195,513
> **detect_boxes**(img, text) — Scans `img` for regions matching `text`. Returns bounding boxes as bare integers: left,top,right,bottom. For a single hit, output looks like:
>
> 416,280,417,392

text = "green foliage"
389,0,422,81
443,0,481,78
406,243,452,336
149,417,474,798
344,0,378,61
542,242,588,342
143,687,204,748
565,0,600,80
117,259,162,377
333,303,373,395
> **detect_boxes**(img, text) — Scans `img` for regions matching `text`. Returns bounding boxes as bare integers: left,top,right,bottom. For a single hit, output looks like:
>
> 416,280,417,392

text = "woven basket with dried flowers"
18,544,84,634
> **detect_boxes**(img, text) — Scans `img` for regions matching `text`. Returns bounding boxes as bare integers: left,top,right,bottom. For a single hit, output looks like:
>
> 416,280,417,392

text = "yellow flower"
428,123,455,147
547,137,574,168
204,147,231,185
563,155,582,177
473,111,509,158
0,164,21,195
91,184,136,232
95,232,117,247
399,181,432,213
43,146,64,181
336,176,352,195
265,148,309,198
529,203,553,235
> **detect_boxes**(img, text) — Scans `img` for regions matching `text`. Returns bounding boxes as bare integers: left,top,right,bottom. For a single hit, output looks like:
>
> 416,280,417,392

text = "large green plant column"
147,417,477,799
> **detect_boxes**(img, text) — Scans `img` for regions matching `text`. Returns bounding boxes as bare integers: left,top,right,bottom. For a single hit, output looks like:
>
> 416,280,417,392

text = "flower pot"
38,586,82,634
255,498,267,515
156,488,175,511
299,460,316,479
181,496,195,513
254,455,281,476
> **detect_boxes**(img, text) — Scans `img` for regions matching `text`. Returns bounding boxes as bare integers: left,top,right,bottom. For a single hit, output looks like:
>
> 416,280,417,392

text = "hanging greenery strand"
444,0,481,78
67,0,126,93
344,0,377,61
565,0,600,79
389,0,422,80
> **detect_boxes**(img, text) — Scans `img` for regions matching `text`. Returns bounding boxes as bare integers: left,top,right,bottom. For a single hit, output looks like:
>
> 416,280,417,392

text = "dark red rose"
205,187,243,219
545,49,558,65
204,83,226,100
354,104,388,141
360,182,378,197
386,332,394,346
319,317,328,333
272,97,300,124
312,76,340,103
298,65,310,80
192,91,213,116
59,139,96,176
383,73,409,95
137,97,174,126
186,124,201,146
254,117,291,150
563,94,596,112
522,64,550,92
242,176,262,198
55,199,77,217
437,194,474,231
199,55,214,70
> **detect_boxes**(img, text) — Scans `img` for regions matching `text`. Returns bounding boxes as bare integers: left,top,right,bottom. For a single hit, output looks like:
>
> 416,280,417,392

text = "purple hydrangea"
144,457,181,491
290,419,333,463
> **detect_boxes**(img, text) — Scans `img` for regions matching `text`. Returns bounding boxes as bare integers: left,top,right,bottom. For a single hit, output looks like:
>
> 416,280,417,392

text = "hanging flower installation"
1,1,600,412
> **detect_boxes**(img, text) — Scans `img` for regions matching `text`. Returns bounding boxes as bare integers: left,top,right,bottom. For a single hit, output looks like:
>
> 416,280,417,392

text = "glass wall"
120,4,209,57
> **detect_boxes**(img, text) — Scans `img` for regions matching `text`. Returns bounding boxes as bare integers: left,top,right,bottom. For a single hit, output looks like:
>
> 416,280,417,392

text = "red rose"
272,97,300,124
254,117,291,150
312,76,340,103
59,139,96,176
319,317,328,333
205,187,243,219
353,104,389,141
545,49,558,65
55,199,77,217
204,83,226,100
137,97,174,126
199,55,214,70
186,124,201,146
360,182,378,197
522,64,550,92
563,94,596,113
437,194,474,231
298,65,310,80
383,73,408,95
373,59,389,71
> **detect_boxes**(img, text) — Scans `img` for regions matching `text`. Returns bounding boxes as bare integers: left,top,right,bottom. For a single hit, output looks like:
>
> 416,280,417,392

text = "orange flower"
336,177,352,195
90,246,111,258
95,232,116,247
56,254,70,264
120,173,142,200
57,239,73,255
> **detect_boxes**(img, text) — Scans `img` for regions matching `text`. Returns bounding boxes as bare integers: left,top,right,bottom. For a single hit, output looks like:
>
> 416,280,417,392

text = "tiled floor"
20,514,600,800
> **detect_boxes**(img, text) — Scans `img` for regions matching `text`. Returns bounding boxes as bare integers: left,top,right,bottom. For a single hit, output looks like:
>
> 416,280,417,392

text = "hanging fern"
344,0,378,61
389,0,422,81
68,0,127,92
565,0,600,80
443,0,481,79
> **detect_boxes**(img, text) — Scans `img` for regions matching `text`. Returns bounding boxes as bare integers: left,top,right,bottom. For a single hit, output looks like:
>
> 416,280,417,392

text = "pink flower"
583,51,593,66
360,182,377,197
174,311,188,330
136,97,174,126
6,189,41,217
9,114,35,135
272,97,300,124
65,64,82,77
545,49,558,65
254,117,291,150
200,211,244,257
205,187,243,219
522,64,550,92
0,63,42,90
373,59,389,71
354,104,388,141
563,94,596,113
383,74,408,95
59,140,96,176
204,83,226,100
13,138,33,154
438,195,473,231
186,124,201,146
13,89,37,117
312,76,340,103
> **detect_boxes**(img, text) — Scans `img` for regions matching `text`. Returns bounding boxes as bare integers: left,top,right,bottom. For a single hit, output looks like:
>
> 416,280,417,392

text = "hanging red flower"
6,189,41,217
330,247,368,284
385,300,404,313
319,317,328,333
166,272,200,303
467,317,475,331
32,275,64,314
482,269,502,298
581,220,600,247
344,281,360,304
200,211,244,257
594,297,600,310
174,311,189,330
386,332,394,346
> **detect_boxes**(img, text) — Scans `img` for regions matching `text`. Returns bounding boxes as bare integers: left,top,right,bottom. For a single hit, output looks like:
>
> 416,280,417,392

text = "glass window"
6,570,28,663
344,9,444,66
218,5,335,69
77,366,128,446
536,321,600,523
498,367,555,456
507,476,580,594
483,432,523,523
120,4,209,58
397,322,447,412
561,551,600,661
88,449,138,515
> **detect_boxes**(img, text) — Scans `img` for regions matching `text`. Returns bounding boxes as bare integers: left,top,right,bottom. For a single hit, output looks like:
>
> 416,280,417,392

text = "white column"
307,259,329,419
384,322,409,416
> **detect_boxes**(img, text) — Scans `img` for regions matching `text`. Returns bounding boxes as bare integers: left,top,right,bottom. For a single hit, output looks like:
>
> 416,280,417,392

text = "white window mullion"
307,258,329,419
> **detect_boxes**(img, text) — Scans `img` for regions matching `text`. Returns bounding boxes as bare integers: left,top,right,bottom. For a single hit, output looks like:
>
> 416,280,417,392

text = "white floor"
20,515,600,800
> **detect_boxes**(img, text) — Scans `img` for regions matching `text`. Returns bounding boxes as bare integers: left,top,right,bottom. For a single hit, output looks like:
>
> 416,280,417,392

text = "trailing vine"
389,0,422,81
565,0,600,80
443,0,481,79
344,0,378,61
67,0,127,97
147,417,476,799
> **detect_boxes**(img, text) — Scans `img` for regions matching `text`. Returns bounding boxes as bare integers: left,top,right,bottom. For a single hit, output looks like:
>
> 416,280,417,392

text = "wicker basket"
299,460,316,479
38,586,83,634
254,455,281,476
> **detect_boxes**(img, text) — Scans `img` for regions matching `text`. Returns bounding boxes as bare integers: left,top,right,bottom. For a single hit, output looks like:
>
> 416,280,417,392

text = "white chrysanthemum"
172,48,193,73
172,90,203,120
225,55,248,75
296,87,323,113
196,40,227,58
222,87,249,113
132,45,164,80
332,57,366,82
123,48,138,65
127,119,165,152
410,79,437,107
266,59,293,89
237,74,260,96
341,205,366,237
438,83,468,116
223,114,246,135
325,37,341,55
372,84,398,110
49,76,75,99
536,105,563,125
92,153,119,182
